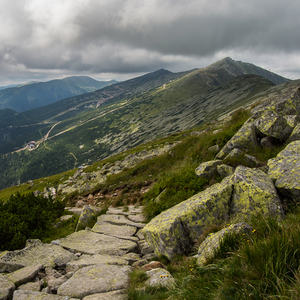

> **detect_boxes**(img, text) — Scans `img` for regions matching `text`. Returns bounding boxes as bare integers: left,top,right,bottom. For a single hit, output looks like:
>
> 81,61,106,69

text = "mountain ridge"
0,76,118,113
0,58,291,189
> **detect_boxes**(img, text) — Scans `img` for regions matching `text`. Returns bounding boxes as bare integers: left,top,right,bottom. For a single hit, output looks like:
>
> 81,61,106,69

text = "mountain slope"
0,76,117,112
0,58,291,189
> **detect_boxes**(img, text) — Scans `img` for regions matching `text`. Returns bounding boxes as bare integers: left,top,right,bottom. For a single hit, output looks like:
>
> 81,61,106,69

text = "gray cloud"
1,0,300,84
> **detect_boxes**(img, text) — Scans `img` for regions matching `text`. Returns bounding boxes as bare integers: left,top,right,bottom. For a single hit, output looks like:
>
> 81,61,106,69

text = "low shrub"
0,192,64,250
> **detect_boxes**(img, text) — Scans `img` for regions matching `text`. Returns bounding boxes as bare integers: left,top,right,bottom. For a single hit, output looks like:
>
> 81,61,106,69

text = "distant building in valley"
27,141,36,149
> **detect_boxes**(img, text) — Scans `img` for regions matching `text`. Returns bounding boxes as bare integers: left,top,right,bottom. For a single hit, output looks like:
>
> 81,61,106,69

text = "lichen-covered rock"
223,148,244,161
57,264,131,299
216,122,258,159
5,264,43,287
145,268,175,288
251,86,300,117
0,277,15,300
12,290,79,300
288,124,300,143
229,166,284,220
284,115,300,128
196,223,252,266
92,221,137,240
208,145,220,153
82,290,127,300
0,240,77,269
195,160,222,178
66,254,129,273
217,164,234,178
254,111,293,140
268,141,300,201
244,154,259,167
76,206,100,231
53,230,137,256
142,179,233,259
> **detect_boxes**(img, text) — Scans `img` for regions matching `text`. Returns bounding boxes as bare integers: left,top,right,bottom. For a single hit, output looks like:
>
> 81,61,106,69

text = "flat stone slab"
12,290,79,300
57,265,131,299
127,214,146,223
92,221,136,238
53,230,137,256
66,254,129,273
97,215,145,229
5,264,43,287
0,240,77,268
0,277,15,300
83,290,127,300
107,206,143,215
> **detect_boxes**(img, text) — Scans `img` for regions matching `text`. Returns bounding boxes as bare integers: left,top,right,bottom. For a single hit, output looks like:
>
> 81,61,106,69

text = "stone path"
0,205,159,300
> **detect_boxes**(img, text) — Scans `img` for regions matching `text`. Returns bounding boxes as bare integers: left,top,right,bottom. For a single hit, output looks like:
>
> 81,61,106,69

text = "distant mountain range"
0,76,118,112
0,57,292,189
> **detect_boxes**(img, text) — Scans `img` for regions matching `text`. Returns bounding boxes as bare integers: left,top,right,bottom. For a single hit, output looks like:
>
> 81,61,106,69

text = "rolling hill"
0,76,117,112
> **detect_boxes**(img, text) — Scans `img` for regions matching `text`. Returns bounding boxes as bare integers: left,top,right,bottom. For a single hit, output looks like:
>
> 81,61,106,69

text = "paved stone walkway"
0,205,157,300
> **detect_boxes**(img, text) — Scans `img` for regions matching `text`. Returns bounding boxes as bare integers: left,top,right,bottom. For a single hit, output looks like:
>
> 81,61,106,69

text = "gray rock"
92,221,136,239
76,206,100,231
53,230,137,256
96,215,145,229
229,166,284,220
137,241,153,256
82,290,127,300
224,148,244,161
142,178,233,259
288,123,300,143
66,254,129,273
208,145,220,153
127,214,146,223
0,277,15,300
268,141,300,201
5,264,43,287
260,136,278,148
244,154,259,167
216,121,258,159
12,290,79,300
197,222,252,266
254,110,293,140
145,268,175,288
17,281,42,292
57,265,131,299
195,160,222,178
217,164,234,178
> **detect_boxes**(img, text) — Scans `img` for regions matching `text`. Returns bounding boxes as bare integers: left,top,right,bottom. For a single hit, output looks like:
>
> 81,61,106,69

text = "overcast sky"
1,0,300,85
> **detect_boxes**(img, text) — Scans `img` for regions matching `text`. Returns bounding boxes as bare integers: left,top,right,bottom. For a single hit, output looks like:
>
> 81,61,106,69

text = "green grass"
127,212,300,300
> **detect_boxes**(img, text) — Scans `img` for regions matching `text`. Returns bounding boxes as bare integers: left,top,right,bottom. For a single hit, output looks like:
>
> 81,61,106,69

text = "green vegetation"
127,213,300,300
0,192,64,250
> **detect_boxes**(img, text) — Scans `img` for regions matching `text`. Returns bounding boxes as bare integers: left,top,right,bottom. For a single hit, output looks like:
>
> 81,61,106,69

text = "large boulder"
268,141,300,201
251,86,300,116
229,166,284,220
12,290,79,300
254,111,293,140
216,122,258,159
142,179,233,259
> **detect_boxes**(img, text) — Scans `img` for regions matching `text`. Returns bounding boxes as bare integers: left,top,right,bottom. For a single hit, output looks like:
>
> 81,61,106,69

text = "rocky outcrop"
268,141,300,201
142,179,233,258
143,166,284,259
